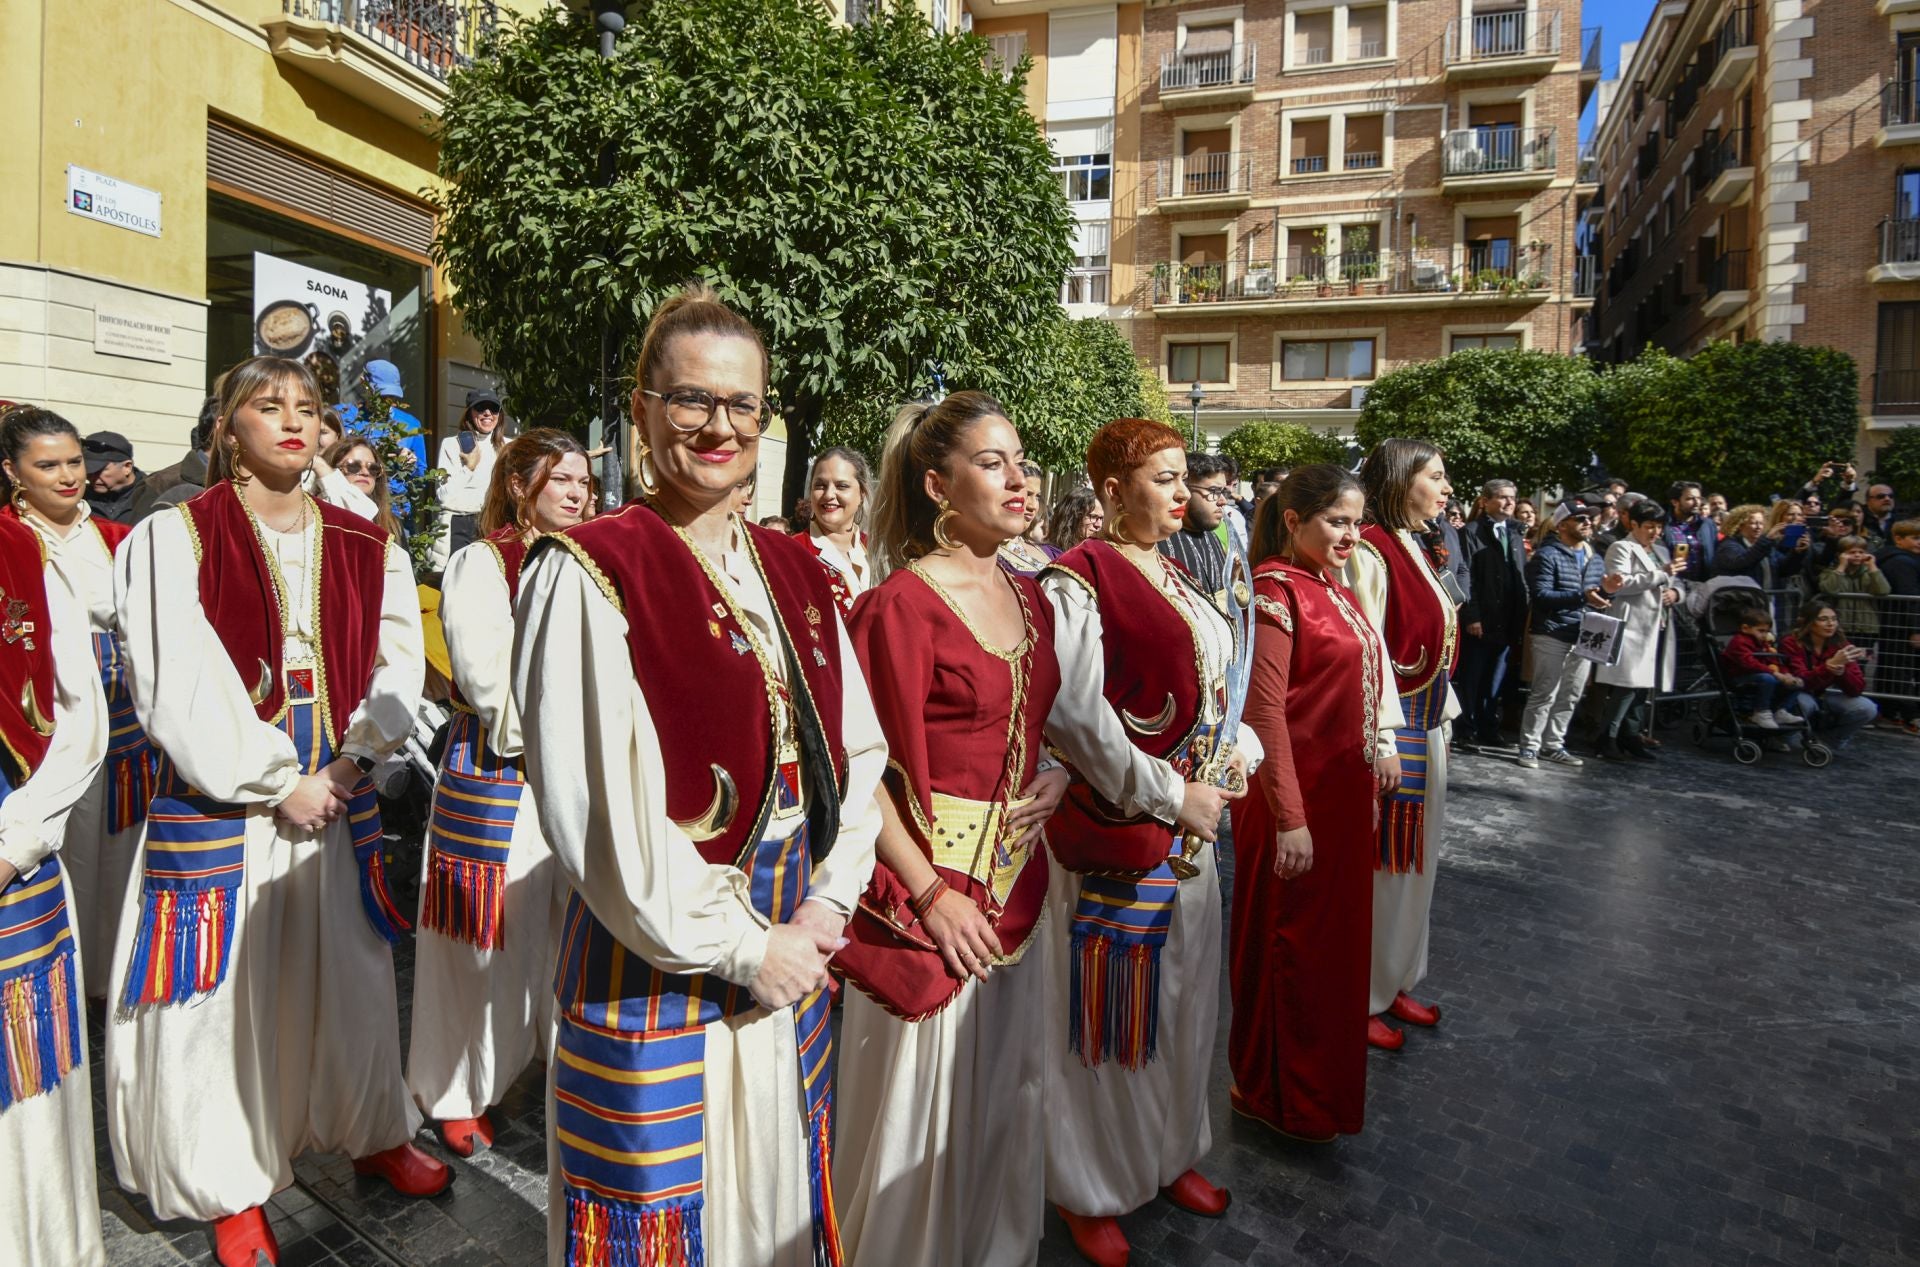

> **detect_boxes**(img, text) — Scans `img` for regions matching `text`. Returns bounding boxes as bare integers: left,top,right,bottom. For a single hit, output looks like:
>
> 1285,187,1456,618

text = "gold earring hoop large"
227,435,253,487
635,444,660,499
932,497,962,551
1102,507,1137,547
9,487,27,519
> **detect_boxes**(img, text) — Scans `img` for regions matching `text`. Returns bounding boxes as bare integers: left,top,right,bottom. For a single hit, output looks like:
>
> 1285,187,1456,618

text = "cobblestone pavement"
95,723,1920,1265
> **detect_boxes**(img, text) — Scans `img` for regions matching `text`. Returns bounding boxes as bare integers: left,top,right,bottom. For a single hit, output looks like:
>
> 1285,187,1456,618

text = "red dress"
1228,559,1383,1138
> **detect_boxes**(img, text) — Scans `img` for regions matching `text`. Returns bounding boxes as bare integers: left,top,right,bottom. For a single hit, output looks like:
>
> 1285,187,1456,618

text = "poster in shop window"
251,252,392,405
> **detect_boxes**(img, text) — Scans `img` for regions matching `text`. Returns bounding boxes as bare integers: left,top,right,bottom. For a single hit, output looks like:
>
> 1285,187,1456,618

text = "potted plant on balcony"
1184,270,1222,304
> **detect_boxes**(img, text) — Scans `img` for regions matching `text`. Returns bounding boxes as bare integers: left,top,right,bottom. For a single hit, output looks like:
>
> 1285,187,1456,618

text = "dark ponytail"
1251,463,1363,565
0,405,81,498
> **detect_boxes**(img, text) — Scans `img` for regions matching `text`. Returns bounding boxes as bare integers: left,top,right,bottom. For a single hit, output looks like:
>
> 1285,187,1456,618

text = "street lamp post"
592,0,627,509
1188,380,1205,449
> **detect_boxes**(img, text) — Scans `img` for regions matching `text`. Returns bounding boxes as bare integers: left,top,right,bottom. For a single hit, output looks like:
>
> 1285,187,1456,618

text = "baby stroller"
1689,581,1831,768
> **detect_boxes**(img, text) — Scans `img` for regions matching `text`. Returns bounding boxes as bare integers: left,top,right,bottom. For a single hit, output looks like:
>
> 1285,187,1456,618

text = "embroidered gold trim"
477,538,507,582
1389,528,1458,700
544,533,623,615
1320,576,1383,760
904,563,1032,663
1253,593,1294,633
176,503,203,566
236,492,323,728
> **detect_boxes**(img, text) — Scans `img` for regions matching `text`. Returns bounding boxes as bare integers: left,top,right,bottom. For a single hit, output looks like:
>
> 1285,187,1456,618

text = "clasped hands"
273,757,368,832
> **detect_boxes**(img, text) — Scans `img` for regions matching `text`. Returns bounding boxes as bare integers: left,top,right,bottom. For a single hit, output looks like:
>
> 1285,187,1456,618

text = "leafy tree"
347,371,445,577
1355,348,1601,494
1596,341,1859,504
434,0,1074,503
1217,420,1348,473
1869,425,1920,502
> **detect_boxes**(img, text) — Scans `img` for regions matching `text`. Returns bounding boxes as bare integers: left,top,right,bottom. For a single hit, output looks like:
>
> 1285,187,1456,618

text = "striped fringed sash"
0,855,82,1111
93,631,156,835
554,818,841,1267
1379,681,1445,876
419,709,523,949
349,779,409,945
1068,860,1179,1071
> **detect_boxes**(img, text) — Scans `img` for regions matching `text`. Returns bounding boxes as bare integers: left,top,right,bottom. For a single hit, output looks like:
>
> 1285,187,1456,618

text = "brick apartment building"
1588,0,1920,463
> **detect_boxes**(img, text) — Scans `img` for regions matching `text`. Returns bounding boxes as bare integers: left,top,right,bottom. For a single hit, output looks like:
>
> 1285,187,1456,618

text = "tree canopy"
1216,420,1349,473
435,0,1076,500
1871,425,1920,503
1355,348,1602,494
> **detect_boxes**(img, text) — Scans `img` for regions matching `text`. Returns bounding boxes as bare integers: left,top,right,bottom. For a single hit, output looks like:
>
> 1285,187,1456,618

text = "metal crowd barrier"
1651,586,1920,710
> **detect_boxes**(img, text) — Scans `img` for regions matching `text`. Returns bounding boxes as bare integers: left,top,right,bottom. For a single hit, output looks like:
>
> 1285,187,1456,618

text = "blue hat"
364,359,403,398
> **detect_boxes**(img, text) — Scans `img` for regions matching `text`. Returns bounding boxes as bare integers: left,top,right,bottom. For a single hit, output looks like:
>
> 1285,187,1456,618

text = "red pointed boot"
213,1206,278,1267
1161,1168,1231,1217
1367,1015,1406,1050
1387,992,1441,1027
352,1141,453,1197
1057,1206,1129,1267
439,1113,495,1158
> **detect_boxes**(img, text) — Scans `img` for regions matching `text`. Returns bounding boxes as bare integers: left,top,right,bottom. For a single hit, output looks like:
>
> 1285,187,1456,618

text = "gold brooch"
708,619,723,639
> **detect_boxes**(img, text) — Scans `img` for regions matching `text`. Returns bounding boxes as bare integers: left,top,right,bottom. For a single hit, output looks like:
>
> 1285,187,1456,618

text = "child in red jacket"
1721,608,1809,731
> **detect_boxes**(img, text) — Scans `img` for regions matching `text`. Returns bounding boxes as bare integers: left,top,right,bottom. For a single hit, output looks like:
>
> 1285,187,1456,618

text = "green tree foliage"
348,373,445,576
1216,420,1348,473
434,0,1074,501
1870,425,1920,501
1596,341,1859,503
1355,348,1601,494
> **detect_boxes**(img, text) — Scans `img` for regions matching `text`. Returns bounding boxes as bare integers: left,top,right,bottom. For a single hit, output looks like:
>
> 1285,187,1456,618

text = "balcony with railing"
1150,245,1554,313
1573,254,1598,301
1872,217,1920,281
1441,127,1557,189
1153,152,1253,208
1159,42,1257,105
1701,128,1753,203
1708,4,1758,94
1700,249,1750,319
1444,9,1562,79
267,0,497,130
1576,141,1599,187
1580,25,1602,80
1874,368,1920,414
1882,80,1920,146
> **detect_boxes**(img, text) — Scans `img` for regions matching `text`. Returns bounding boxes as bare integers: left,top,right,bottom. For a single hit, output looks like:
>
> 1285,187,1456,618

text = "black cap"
465,386,503,413
83,431,133,475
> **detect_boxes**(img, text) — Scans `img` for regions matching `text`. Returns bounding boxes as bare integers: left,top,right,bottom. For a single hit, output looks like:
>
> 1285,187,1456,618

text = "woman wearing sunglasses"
315,437,403,540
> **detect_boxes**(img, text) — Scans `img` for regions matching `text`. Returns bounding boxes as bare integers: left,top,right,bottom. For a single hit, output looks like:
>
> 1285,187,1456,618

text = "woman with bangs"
313,434,403,537
106,355,440,1267
406,429,590,1160
1036,417,1254,1267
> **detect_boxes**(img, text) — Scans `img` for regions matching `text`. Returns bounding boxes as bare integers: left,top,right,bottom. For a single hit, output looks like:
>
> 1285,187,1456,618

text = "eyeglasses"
1191,486,1235,504
339,459,384,478
643,388,771,437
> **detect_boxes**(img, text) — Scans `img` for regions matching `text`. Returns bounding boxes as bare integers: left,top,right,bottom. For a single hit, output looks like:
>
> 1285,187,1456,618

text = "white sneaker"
1745,711,1780,731
1773,710,1807,727
1542,748,1585,767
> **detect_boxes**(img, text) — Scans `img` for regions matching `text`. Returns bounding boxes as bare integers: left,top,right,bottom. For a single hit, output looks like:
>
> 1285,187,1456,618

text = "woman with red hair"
1036,417,1254,1267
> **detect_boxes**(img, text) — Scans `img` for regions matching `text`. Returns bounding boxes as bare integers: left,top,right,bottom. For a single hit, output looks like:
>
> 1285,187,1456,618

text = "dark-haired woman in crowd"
1595,501,1681,760
799,444,873,611
1346,438,1458,1052
1780,598,1879,750
996,459,1059,576
1045,487,1103,554
313,435,402,538
0,407,108,1267
107,356,438,1267
1037,418,1252,1267
1229,466,1403,1143
833,393,1065,1265
406,429,590,1159
0,406,152,995
514,287,883,1266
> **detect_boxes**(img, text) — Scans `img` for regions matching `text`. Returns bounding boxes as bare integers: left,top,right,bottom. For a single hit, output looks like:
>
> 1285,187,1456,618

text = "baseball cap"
364,360,404,398
83,431,133,476
465,386,502,413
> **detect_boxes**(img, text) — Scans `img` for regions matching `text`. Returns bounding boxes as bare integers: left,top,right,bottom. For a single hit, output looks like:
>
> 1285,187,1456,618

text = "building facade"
1588,0,1920,464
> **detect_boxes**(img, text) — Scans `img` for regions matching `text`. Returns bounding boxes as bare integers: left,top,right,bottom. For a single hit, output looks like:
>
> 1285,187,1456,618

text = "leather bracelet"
908,876,949,923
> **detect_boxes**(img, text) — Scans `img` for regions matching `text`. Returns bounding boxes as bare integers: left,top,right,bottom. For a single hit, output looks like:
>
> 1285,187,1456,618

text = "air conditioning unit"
1243,266,1276,297
1350,385,1369,409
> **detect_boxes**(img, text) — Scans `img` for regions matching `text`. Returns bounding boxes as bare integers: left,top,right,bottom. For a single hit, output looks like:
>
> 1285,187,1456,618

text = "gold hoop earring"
932,497,961,551
636,445,659,499
227,435,253,487
1102,507,1136,546
9,487,27,519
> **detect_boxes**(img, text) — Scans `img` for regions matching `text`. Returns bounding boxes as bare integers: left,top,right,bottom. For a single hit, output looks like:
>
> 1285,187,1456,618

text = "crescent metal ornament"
1390,647,1431,678
248,658,274,706
673,763,739,842
1121,692,1177,736
21,680,53,738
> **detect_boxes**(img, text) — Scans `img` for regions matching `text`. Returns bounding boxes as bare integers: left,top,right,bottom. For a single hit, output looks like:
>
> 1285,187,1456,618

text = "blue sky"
1578,0,1658,136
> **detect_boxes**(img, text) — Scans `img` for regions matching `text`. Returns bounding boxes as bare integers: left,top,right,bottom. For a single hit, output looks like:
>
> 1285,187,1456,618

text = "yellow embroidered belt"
926,791,1036,909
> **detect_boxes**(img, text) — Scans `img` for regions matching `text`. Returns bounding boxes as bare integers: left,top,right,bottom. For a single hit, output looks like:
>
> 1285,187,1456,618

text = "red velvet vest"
0,516,56,784
1043,540,1207,872
0,504,129,555
1359,522,1459,696
450,528,530,715
182,481,388,746
537,503,849,867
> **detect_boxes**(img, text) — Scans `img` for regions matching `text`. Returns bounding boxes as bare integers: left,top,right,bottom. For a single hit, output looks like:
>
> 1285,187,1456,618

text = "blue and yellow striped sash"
420,709,524,950
0,845,81,1112
1379,680,1442,875
92,631,155,834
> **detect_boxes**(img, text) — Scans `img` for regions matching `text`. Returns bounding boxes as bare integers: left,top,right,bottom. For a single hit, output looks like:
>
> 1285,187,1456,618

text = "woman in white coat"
1595,501,1682,761
431,388,507,568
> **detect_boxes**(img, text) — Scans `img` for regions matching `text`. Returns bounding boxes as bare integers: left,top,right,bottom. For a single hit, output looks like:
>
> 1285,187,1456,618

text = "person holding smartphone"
1818,536,1892,642
1779,599,1879,750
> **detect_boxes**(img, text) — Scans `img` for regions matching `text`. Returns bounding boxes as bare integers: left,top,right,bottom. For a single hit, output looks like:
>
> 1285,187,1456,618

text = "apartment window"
1286,227,1331,277
1063,220,1111,305
1464,215,1519,275
1876,302,1920,410
1661,191,1675,240
986,32,1027,79
1344,114,1385,171
1349,5,1387,59
1452,333,1521,352
1899,169,1920,222
1294,11,1334,65
1055,152,1112,202
1169,340,1231,383
1281,337,1376,381
931,0,950,35
1291,118,1331,175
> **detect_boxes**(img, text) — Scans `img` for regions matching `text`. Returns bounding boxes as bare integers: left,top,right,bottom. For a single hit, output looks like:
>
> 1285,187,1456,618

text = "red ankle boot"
1057,1206,1129,1266
1387,991,1442,1027
439,1113,495,1158
213,1206,278,1267
352,1142,452,1197
1367,1015,1406,1050
1161,1168,1231,1216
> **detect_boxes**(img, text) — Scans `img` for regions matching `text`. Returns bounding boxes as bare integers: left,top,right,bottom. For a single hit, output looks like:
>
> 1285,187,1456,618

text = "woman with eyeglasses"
106,356,438,1267
1045,487,1103,553
313,436,401,539
800,445,873,610
832,393,1066,1266
514,286,884,1267
1036,418,1252,1267
405,429,590,1161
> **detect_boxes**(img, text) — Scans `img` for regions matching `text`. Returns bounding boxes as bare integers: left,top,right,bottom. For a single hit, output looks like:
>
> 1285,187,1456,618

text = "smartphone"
1673,542,1691,567
1780,524,1807,548
1805,514,1829,531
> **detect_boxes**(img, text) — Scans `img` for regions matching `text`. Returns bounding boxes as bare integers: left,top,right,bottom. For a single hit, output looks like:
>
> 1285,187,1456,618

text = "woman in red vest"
0,405,150,996
797,445,873,614
106,357,441,1267
1036,417,1252,1267
1345,438,1459,1051
0,430,108,1267
514,286,884,1267
1228,465,1405,1143
832,391,1066,1265
406,429,590,1158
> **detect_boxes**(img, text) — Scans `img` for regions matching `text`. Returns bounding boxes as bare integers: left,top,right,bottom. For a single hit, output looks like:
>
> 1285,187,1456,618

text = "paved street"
94,724,1920,1266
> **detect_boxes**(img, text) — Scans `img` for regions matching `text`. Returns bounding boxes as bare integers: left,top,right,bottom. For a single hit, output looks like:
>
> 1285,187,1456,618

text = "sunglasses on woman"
339,459,384,478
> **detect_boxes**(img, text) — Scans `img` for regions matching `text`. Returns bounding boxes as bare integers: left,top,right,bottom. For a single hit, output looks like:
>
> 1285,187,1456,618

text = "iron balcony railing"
1716,3,1756,62
1878,217,1920,265
1886,79,1920,128
1445,9,1562,66
1346,149,1384,170
1874,370,1920,413
1574,255,1598,297
1291,154,1330,175
1581,25,1602,75
1151,246,1553,306
283,0,497,79
1442,126,1557,177
1160,41,1257,92
1707,249,1750,296
1576,141,1599,184
1155,152,1252,200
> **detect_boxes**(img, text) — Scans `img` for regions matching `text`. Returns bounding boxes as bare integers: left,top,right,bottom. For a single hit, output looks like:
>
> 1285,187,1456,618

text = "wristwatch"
348,754,376,776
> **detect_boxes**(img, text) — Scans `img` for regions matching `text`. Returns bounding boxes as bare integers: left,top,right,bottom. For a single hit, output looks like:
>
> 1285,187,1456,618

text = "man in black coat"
1455,478,1529,750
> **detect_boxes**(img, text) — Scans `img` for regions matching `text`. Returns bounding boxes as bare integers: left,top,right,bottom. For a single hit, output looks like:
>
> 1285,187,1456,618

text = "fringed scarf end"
564,1190,704,1267
0,944,81,1111
809,1100,843,1267
1377,799,1425,875
119,886,236,1011
419,852,507,950
1067,929,1163,1071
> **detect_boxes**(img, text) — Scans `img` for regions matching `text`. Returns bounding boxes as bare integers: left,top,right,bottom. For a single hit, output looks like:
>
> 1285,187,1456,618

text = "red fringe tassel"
419,853,507,950
1378,800,1425,875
